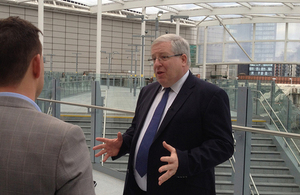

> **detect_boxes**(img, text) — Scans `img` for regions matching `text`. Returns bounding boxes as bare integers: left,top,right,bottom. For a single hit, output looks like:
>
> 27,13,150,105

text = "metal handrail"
37,98,135,114
253,90,300,164
37,98,300,195
101,89,108,166
249,173,260,195
232,125,300,139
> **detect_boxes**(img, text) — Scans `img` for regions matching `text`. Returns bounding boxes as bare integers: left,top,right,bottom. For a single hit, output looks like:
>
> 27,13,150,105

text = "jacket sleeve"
56,125,96,195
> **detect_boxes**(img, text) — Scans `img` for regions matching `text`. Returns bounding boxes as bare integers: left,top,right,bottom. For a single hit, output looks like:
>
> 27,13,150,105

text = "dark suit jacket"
114,71,234,195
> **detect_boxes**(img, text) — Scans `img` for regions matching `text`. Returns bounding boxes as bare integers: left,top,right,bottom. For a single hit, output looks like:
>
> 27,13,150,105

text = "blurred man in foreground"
0,16,95,195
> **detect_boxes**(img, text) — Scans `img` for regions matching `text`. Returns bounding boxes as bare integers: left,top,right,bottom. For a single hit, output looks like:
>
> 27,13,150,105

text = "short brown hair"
0,16,42,86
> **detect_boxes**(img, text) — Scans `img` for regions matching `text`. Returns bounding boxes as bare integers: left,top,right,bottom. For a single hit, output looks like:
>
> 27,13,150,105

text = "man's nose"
153,58,162,65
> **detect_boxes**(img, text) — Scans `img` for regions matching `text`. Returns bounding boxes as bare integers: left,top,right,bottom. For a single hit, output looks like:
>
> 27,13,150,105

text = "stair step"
251,150,281,158
255,192,300,195
216,189,233,194
251,165,289,170
255,182,300,192
252,173,295,183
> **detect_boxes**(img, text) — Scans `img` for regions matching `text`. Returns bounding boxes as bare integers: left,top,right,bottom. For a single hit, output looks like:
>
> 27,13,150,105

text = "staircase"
61,114,300,195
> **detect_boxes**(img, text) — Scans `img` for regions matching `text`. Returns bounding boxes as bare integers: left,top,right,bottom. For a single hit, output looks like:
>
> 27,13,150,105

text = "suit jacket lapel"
154,72,195,140
133,83,161,142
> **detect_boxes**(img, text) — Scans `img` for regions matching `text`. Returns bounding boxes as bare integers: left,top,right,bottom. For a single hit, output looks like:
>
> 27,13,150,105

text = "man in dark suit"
0,16,95,195
93,34,234,195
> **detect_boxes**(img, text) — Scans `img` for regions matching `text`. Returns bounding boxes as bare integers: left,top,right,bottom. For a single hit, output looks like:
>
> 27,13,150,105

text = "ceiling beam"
197,17,300,26
176,6,300,17
238,2,252,9
91,0,300,13
196,3,213,11
155,5,179,14
111,0,125,5
283,3,294,9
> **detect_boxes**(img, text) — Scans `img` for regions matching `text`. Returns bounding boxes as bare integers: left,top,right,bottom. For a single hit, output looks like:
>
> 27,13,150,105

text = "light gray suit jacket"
0,96,96,195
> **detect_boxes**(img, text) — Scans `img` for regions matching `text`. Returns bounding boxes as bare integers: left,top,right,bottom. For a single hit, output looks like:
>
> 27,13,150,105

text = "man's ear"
31,54,41,79
181,54,188,66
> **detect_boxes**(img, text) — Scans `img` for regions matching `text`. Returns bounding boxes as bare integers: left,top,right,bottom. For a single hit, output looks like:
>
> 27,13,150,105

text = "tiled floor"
93,170,124,195
61,85,140,114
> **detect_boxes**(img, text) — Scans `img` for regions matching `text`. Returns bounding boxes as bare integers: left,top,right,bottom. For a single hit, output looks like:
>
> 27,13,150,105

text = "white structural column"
140,7,146,86
176,19,180,35
96,0,102,78
38,0,44,48
203,26,207,80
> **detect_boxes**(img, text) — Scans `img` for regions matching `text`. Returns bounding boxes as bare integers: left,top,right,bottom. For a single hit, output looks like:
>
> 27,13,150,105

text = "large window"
197,23,297,65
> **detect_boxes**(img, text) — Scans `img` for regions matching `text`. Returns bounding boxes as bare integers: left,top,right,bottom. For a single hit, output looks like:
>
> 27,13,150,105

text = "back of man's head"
0,16,42,87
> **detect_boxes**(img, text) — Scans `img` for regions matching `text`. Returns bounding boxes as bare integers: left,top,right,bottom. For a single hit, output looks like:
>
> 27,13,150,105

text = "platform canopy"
2,0,300,26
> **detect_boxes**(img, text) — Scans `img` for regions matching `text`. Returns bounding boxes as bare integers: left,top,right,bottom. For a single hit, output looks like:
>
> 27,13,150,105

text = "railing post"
90,81,103,163
234,80,238,109
52,78,61,118
255,80,261,115
270,80,276,125
107,74,110,89
234,87,252,195
287,98,291,132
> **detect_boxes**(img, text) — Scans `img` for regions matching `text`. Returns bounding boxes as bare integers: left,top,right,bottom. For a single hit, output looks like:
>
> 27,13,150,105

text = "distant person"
0,16,96,195
149,77,154,84
93,34,233,194
196,73,200,79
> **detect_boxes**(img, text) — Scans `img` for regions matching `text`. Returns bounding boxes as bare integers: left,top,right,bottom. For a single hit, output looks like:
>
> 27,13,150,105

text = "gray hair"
152,34,191,66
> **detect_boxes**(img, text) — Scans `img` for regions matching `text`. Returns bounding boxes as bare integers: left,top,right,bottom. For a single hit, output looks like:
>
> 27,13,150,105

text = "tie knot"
164,87,171,93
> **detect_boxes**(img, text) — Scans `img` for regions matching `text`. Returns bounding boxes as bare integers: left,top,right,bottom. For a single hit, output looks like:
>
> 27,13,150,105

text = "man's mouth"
157,71,164,75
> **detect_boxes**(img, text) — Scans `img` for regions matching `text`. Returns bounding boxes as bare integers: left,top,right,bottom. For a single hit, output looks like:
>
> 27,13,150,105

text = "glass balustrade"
35,75,300,194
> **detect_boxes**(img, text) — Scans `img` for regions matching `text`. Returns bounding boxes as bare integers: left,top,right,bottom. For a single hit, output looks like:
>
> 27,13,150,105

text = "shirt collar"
0,92,42,112
162,70,189,94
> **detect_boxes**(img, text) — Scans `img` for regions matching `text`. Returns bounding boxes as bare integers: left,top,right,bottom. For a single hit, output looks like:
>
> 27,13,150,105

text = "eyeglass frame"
148,54,183,63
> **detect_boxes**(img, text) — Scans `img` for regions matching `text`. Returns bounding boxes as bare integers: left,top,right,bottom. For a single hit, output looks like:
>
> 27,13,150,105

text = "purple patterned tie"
135,87,171,177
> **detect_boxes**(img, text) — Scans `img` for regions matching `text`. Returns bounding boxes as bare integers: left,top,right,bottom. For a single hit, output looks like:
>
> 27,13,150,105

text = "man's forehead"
151,42,172,54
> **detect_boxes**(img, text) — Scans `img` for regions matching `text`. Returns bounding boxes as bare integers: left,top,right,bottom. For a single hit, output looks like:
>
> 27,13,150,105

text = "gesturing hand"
92,132,123,162
158,141,179,186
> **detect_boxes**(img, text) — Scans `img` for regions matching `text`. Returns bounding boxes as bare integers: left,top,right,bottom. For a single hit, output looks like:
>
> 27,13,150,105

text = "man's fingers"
158,164,173,173
158,141,179,186
95,150,105,157
160,156,173,163
92,144,105,150
95,137,109,142
102,154,110,162
158,171,173,186
162,141,175,153
117,132,123,141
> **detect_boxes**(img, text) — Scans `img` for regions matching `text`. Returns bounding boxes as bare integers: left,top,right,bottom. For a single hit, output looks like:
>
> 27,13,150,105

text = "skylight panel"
218,15,243,19
129,7,167,15
73,0,110,6
189,16,209,21
207,2,239,8
249,2,282,6
169,4,200,11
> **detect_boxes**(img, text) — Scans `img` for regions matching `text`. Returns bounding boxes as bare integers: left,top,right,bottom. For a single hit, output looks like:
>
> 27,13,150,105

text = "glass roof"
3,0,300,27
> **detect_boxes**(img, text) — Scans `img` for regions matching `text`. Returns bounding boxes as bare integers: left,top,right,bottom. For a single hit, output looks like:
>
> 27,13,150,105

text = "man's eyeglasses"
148,54,183,63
